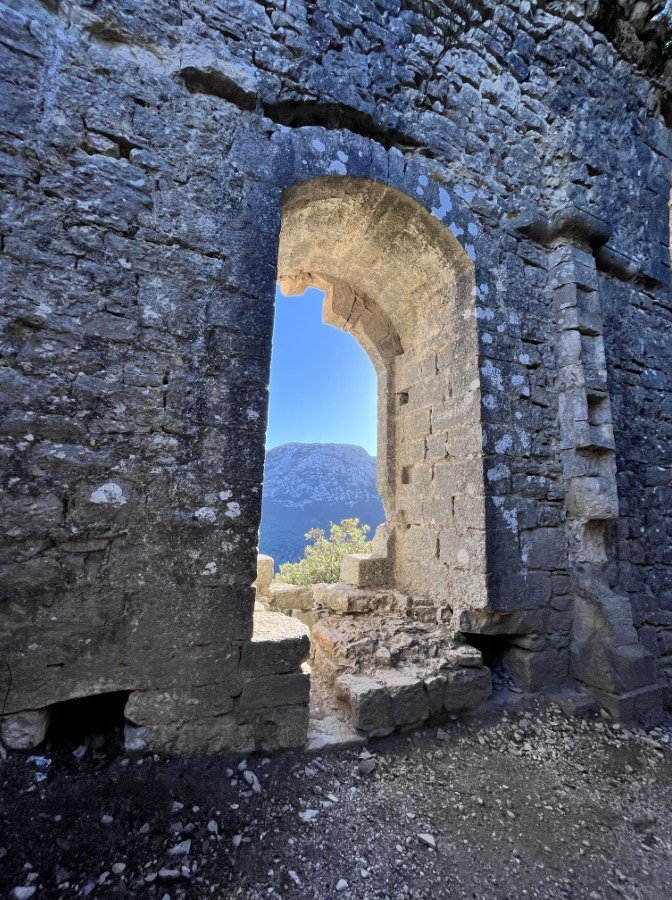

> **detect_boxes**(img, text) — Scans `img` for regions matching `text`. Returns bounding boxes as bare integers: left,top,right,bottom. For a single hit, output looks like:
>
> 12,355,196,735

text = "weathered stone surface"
443,669,492,712
0,709,51,750
240,608,310,676
587,684,665,727
566,477,619,522
378,671,430,728
124,688,235,727
124,716,256,756
267,582,314,612
504,647,569,693
254,555,275,598
312,583,391,614
424,674,448,718
253,705,309,752
334,675,393,737
340,554,392,589
0,0,669,749
238,672,310,712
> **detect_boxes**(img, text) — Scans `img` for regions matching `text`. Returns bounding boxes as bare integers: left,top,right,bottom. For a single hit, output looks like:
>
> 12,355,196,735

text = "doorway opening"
259,284,384,573
253,176,493,746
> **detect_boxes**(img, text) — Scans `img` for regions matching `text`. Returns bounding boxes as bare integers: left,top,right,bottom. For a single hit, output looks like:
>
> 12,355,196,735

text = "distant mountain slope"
259,443,386,567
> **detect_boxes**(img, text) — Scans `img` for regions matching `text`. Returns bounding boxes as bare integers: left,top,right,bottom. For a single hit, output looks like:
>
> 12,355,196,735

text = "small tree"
275,518,373,586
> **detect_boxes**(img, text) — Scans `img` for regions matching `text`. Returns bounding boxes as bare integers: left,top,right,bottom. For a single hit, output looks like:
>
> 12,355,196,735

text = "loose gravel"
1,699,671,899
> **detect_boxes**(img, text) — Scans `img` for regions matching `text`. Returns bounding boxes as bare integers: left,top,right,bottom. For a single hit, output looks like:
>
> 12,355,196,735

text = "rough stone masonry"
0,0,671,753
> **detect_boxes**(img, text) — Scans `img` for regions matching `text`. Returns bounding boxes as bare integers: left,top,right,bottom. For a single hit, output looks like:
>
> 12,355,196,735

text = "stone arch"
276,176,486,611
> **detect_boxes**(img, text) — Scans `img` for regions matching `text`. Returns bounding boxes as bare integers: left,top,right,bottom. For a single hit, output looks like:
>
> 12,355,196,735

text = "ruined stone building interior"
1,0,671,762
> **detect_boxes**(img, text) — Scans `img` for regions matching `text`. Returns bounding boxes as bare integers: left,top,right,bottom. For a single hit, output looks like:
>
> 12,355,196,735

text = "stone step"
334,664,492,737
312,583,396,614
241,607,310,676
305,714,366,753
340,553,392,589
587,683,664,726
266,582,314,611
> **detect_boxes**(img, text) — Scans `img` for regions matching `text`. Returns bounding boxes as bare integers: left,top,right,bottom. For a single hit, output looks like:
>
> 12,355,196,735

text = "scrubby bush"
275,518,373,585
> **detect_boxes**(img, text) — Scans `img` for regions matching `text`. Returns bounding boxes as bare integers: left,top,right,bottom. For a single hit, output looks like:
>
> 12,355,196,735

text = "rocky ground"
1,697,671,900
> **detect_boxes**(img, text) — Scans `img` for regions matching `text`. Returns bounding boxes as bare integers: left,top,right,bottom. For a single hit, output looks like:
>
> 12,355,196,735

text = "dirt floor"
1,697,671,900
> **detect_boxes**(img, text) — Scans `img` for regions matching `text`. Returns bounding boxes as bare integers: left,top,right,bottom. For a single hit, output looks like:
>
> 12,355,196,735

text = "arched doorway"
253,176,493,742
276,177,487,611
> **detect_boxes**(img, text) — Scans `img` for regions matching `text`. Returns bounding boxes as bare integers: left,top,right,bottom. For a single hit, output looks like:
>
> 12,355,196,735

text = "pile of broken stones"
259,572,493,739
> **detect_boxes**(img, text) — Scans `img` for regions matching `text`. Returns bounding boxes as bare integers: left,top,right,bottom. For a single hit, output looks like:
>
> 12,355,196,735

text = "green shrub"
275,518,373,585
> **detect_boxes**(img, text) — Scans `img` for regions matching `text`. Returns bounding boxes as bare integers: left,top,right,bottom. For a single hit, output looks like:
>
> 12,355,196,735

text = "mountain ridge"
259,442,385,567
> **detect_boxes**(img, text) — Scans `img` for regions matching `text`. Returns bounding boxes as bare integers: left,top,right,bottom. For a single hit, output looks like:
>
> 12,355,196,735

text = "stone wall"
1,0,670,750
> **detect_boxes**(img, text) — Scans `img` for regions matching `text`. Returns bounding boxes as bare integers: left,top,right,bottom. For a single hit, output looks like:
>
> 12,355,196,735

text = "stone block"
451,571,489,611
453,495,486,529
503,646,569,691
311,622,341,655
124,715,256,755
378,671,429,728
446,644,484,668
0,708,51,750
313,583,350,612
443,668,491,711
238,672,310,711
236,704,309,751
424,674,447,718
125,687,235,726
240,608,309,676
520,527,567,570
608,644,657,693
586,684,664,727
292,609,318,629
258,705,309,751
267,582,314,611
312,583,385,613
340,553,392,589
439,527,487,571
566,477,619,522
658,629,672,656
490,572,552,612
254,554,275,596
310,645,344,687
334,674,393,736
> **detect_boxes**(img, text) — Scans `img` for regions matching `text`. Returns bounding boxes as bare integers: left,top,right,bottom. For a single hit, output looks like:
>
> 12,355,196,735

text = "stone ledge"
334,664,492,737
313,583,397,614
586,684,665,727
340,553,392,589
238,671,310,711
267,582,314,611
240,607,310,676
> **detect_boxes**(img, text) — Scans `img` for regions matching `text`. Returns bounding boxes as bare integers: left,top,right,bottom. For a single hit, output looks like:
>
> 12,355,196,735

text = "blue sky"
265,286,378,456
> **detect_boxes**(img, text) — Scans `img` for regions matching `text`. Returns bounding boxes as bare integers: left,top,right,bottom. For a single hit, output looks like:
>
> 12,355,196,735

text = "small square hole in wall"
401,466,412,485
398,392,409,406
587,392,609,426
46,691,130,752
